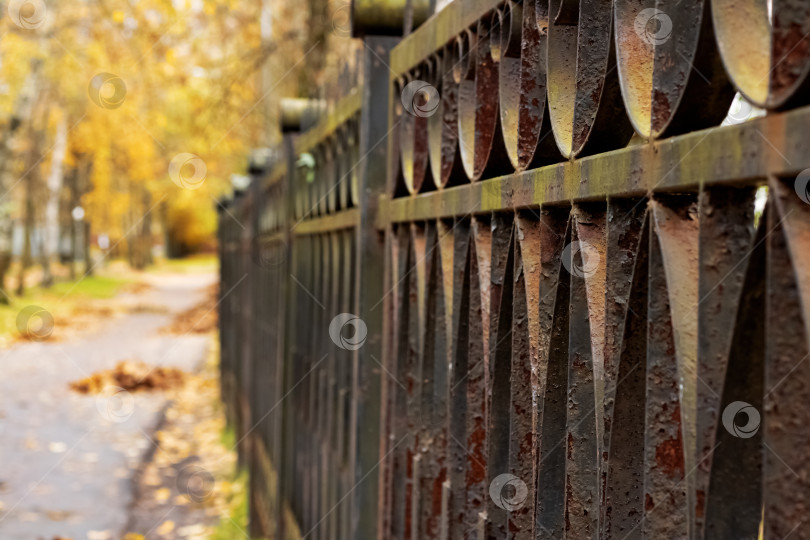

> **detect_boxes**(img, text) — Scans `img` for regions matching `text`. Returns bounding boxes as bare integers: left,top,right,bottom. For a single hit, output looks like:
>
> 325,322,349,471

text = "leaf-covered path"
0,271,217,540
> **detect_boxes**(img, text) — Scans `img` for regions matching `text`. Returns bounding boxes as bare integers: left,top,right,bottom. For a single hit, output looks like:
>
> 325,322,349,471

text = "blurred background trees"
0,0,357,300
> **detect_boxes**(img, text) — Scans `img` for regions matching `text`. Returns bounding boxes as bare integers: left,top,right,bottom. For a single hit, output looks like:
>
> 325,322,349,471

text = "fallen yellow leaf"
156,520,175,534
155,487,171,502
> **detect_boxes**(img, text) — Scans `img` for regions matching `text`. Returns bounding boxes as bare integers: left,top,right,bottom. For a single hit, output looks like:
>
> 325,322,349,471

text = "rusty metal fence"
218,0,810,538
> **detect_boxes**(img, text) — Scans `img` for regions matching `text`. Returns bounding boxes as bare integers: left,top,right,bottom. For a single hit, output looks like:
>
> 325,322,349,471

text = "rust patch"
695,489,705,519
654,404,685,479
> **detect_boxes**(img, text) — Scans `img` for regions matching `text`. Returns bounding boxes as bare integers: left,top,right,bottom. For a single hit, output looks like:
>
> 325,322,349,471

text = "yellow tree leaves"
0,0,268,258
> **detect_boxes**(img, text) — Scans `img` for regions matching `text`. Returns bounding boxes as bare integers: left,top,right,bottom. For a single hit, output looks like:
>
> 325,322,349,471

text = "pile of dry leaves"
161,285,218,335
69,361,187,394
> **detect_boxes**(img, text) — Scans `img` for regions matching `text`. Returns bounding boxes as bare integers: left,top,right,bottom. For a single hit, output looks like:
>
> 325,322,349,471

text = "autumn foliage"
0,0,356,294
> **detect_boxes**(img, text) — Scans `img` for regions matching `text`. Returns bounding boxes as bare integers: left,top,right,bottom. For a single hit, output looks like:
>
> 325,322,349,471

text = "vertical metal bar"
695,186,756,537
509,214,534,539
513,211,544,538
462,217,492,538
644,198,699,539
321,232,331,540
279,135,297,539
380,224,398,539
408,222,427,540
702,204,764,539
447,218,471,540
535,211,570,540
764,178,810,539
417,220,450,539
603,208,650,540
486,213,514,540
351,35,399,540
601,198,647,539
341,228,356,540
392,224,414,540
565,204,607,540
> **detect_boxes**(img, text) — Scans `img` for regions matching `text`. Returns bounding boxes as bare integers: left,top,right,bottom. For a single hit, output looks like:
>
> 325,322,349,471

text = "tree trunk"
16,171,34,296
83,221,92,276
0,226,12,304
69,218,77,280
140,188,153,268
0,60,41,301
17,89,49,296
41,115,67,287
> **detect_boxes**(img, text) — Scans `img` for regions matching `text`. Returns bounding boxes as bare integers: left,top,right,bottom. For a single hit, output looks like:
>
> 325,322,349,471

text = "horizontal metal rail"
379,105,810,223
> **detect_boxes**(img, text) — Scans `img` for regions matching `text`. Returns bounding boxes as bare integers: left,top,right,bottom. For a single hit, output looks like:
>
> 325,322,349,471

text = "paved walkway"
0,272,216,540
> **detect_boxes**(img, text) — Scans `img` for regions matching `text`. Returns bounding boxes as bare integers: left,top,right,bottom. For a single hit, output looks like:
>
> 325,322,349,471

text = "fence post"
351,36,398,540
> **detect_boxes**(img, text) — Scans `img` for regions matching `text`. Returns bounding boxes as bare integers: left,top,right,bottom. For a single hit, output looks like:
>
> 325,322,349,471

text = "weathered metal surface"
484,214,514,539
456,29,477,181
447,219,470,540
603,207,649,540
399,70,432,193
391,224,415,540
462,217,492,537
416,220,450,539
389,0,520,75
406,222,427,540
428,49,465,188
380,104,810,224
220,2,810,538
547,0,633,157
507,218,533,539
383,0,810,189
644,198,699,539
498,0,557,170
535,213,571,540
470,15,511,179
763,178,810,540
702,204,764,540
512,212,543,539
713,0,810,109
565,205,606,540
694,186,756,537
614,0,733,139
